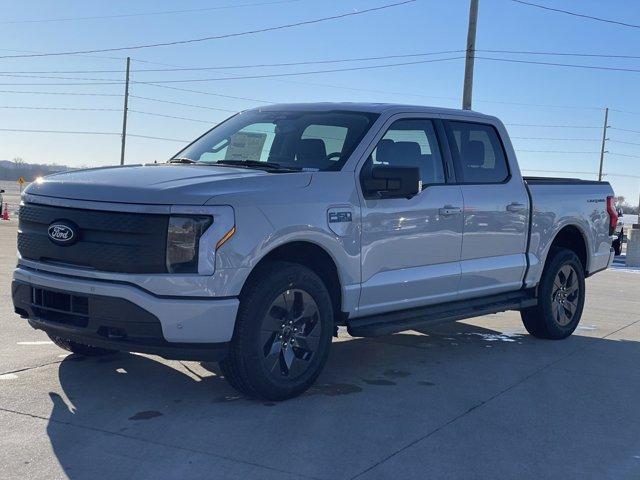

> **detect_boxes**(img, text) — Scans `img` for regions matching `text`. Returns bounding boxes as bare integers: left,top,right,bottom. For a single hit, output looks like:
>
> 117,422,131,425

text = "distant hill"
0,160,73,181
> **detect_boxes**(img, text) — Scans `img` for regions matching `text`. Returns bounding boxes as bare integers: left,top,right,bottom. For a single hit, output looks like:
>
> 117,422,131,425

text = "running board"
347,290,537,337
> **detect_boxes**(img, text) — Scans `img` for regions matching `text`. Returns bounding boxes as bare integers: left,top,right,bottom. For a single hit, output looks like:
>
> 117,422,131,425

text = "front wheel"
520,247,585,339
220,261,334,401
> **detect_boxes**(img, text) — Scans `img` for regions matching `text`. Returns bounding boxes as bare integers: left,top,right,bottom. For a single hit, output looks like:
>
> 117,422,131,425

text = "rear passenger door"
444,120,529,299
357,117,464,316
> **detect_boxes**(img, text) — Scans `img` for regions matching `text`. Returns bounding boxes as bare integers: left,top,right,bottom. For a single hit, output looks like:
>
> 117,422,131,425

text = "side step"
347,290,537,337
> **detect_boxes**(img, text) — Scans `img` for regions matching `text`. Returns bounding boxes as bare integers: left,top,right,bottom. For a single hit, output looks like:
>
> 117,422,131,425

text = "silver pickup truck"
12,103,617,400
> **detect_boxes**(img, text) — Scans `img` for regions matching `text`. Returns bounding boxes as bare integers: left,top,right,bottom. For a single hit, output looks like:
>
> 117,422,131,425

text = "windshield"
173,110,379,171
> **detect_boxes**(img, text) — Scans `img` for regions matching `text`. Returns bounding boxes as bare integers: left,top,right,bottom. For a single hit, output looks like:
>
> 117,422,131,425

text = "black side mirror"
363,165,421,199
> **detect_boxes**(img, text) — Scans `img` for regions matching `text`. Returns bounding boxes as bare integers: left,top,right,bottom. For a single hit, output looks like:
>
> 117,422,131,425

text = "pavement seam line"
1,359,63,376
0,406,323,480
350,317,640,479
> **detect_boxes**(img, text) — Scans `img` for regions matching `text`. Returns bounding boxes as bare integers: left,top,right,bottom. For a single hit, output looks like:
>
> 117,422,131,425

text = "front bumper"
12,267,240,361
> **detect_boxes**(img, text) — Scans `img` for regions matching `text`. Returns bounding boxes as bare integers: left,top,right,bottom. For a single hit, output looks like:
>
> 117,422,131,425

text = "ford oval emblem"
48,222,77,246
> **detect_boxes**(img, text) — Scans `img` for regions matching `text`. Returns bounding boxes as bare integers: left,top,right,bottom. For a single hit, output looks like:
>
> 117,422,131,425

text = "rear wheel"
220,261,333,401
521,247,585,339
48,334,118,356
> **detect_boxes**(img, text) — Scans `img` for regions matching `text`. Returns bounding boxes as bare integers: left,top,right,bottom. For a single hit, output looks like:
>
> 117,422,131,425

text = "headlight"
166,206,235,275
166,216,212,273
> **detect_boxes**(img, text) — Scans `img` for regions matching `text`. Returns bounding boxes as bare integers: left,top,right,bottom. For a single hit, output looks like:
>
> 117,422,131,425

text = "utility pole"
462,0,479,110
120,56,131,166
598,107,609,181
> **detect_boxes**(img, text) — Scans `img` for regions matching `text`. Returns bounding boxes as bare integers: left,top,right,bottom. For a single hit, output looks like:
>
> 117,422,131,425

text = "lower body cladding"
12,267,239,361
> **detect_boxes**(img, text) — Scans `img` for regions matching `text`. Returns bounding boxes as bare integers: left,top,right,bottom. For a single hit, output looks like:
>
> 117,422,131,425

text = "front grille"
31,287,89,327
18,203,169,273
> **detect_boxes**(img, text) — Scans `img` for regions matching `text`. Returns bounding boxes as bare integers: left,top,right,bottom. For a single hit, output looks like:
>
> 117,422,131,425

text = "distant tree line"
0,157,73,181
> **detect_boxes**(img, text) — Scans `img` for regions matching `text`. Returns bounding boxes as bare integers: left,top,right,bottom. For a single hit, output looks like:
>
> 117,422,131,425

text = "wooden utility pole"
462,0,479,110
120,57,131,166
598,107,609,181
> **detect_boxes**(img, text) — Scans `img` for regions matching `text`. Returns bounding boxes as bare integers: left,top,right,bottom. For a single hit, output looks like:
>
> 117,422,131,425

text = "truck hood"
24,164,313,205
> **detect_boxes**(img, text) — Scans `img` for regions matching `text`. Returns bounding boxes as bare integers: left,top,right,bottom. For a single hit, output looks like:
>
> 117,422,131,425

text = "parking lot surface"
1,220,639,480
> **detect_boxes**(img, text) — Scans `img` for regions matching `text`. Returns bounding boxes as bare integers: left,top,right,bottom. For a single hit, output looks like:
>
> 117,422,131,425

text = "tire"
220,261,334,401
612,238,622,256
520,247,585,339
48,334,118,356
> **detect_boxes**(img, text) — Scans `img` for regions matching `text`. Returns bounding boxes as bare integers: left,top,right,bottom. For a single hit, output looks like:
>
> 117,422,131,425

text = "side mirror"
362,165,421,199
617,208,623,217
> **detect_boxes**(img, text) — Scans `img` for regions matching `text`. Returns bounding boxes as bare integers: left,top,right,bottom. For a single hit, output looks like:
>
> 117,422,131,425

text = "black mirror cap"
363,165,421,199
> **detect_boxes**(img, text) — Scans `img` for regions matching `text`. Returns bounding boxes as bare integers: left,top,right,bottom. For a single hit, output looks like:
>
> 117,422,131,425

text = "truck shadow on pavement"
45,320,640,479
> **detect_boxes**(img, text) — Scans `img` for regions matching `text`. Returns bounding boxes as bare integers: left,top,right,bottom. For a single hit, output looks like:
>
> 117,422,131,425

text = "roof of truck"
251,102,496,119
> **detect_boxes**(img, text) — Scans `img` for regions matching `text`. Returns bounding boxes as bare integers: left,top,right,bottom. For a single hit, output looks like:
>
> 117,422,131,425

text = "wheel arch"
546,224,589,274
240,240,345,322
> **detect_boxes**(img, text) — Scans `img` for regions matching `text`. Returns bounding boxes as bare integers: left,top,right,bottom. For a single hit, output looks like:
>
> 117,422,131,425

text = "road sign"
18,177,25,185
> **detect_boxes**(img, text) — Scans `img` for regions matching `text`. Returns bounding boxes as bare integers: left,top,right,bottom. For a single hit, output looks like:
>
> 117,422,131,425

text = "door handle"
438,206,462,216
506,202,527,213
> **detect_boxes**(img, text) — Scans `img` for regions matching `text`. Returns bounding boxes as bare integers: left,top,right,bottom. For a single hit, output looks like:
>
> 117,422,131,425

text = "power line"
0,1,416,59
0,128,118,135
0,127,189,142
609,139,640,147
0,89,122,96
128,134,189,142
130,95,238,112
0,56,465,86
0,105,120,111
480,49,640,60
477,56,640,74
509,0,640,29
610,127,640,135
129,109,216,124
0,50,466,74
610,108,640,116
142,84,274,103
0,73,120,81
8,48,640,75
609,152,640,159
1,0,304,24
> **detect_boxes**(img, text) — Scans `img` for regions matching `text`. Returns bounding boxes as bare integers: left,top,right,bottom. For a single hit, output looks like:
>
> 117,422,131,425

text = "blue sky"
1,0,639,200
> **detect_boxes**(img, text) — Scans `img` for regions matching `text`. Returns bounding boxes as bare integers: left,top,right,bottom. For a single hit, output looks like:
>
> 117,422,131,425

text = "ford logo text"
48,223,77,245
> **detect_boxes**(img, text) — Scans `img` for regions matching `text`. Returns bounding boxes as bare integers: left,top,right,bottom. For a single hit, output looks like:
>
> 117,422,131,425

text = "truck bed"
523,177,614,286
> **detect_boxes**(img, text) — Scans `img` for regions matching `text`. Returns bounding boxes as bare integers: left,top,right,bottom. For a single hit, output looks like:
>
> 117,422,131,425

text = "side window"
369,119,445,185
447,121,509,183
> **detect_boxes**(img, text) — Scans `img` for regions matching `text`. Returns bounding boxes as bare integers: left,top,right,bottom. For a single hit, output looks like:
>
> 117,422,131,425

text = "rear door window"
446,121,509,184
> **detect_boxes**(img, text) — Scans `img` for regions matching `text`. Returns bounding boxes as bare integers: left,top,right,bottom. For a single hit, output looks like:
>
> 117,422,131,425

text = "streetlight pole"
462,0,479,110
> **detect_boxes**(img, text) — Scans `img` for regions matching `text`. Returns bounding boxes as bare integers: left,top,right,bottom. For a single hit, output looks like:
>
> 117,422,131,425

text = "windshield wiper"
215,160,302,172
168,157,197,164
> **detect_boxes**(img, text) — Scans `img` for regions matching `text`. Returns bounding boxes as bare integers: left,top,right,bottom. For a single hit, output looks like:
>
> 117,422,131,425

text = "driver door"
357,117,463,317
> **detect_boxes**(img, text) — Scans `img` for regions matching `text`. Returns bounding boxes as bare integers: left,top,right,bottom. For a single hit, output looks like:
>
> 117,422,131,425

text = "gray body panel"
15,102,615,343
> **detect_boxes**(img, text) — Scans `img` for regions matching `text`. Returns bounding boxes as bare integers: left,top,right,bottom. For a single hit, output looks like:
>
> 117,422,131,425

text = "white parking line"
16,341,54,346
